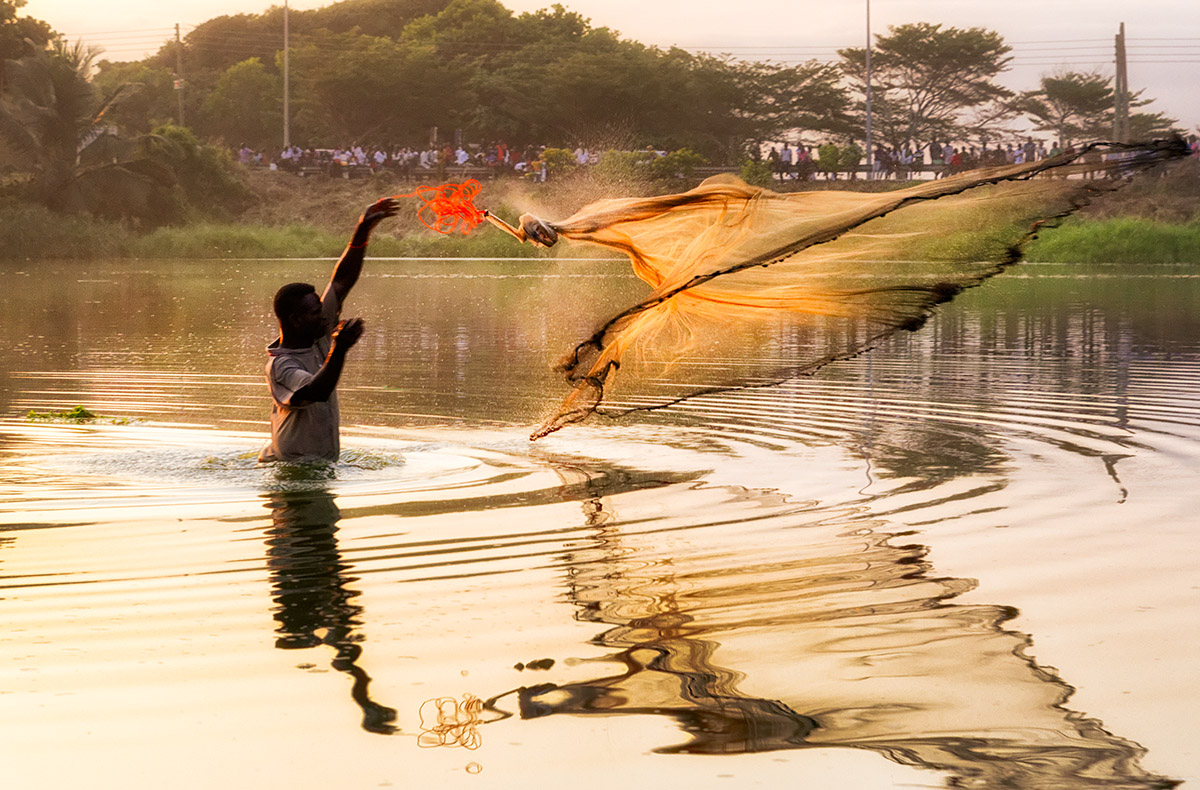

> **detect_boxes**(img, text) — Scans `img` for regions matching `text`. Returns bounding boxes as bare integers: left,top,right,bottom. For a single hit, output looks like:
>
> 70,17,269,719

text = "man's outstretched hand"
360,198,399,233
346,198,399,250
332,317,365,352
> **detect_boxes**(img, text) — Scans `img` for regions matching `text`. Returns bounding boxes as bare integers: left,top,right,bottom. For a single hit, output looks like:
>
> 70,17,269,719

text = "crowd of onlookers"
236,141,605,181
765,135,1200,181
235,134,1200,182
767,138,1074,181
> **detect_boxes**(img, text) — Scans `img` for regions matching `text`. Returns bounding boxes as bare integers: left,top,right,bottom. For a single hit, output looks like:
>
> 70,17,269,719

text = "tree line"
95,2,1177,155
0,0,1181,226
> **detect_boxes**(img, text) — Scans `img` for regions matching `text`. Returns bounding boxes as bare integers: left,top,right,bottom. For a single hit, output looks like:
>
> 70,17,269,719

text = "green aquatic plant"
26,405,97,422
25,405,132,424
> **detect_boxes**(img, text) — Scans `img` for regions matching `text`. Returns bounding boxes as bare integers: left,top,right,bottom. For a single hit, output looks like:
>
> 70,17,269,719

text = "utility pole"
174,23,185,126
1113,22,1129,142
283,0,290,150
864,0,873,175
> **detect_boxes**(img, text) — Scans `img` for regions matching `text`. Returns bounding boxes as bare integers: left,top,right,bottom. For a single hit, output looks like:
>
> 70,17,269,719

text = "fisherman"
259,198,398,463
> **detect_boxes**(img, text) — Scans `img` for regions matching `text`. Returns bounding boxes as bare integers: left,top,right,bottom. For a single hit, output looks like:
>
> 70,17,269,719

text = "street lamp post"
283,0,290,150
865,0,873,176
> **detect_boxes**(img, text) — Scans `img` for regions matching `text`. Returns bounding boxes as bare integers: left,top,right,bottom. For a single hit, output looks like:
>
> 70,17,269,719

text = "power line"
63,26,1200,73
58,27,175,36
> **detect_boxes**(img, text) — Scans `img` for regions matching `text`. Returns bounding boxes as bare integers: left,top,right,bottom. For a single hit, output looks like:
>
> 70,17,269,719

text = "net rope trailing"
485,139,1187,440
392,179,487,235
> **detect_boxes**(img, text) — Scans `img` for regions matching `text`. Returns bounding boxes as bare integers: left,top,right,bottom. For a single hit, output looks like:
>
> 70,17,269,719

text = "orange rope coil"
393,180,486,236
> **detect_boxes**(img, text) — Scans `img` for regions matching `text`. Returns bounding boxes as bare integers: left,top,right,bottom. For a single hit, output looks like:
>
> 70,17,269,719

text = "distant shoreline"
3,161,1196,263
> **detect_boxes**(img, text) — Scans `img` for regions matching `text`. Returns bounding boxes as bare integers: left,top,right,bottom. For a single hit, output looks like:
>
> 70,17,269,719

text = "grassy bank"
1024,217,1200,263
3,158,1198,262
0,200,546,260
4,201,1198,263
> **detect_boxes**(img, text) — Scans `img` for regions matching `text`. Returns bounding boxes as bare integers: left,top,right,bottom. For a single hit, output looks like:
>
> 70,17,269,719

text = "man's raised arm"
327,198,399,305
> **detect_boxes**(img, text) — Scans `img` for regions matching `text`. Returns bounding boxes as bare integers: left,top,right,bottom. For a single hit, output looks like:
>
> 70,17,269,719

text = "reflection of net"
393,180,486,235
418,694,484,749
519,139,1188,440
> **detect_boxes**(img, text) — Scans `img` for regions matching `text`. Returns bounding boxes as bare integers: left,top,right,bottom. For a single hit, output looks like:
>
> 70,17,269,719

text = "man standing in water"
259,198,398,463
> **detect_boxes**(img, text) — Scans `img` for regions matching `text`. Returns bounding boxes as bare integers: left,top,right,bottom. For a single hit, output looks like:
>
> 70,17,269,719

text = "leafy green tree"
739,158,773,188
840,23,1012,148
460,9,846,160
288,32,469,145
173,13,281,75
92,60,178,134
732,58,853,143
1128,111,1179,140
645,147,706,181
0,43,246,224
588,147,706,187
539,146,577,176
1015,71,1113,146
303,0,450,39
1016,71,1178,146
0,0,53,64
203,58,282,148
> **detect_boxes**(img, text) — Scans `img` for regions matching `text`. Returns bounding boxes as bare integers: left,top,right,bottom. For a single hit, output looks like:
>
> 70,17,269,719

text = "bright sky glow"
26,0,1200,132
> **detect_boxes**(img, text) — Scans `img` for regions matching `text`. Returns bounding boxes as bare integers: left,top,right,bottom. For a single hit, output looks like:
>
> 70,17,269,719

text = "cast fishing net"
391,140,1187,440
502,140,1187,439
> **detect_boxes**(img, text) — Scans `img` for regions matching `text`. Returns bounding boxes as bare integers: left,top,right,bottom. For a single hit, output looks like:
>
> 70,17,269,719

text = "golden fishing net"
496,140,1187,439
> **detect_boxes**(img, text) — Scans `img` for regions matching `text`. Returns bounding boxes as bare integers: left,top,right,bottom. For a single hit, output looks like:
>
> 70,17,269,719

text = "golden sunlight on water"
0,260,1197,788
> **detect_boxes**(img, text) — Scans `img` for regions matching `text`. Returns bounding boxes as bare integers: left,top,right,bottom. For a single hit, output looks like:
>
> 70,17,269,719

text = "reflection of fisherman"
259,198,398,463
264,488,398,734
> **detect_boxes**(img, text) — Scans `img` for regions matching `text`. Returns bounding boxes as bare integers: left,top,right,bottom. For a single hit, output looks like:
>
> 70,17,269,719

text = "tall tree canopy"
204,57,282,147
37,0,1179,166
0,0,52,63
840,23,1013,148
102,0,849,159
1016,71,1114,146
1016,71,1178,146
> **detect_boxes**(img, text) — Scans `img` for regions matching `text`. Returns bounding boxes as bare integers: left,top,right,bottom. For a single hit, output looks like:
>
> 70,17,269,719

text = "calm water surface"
1,258,1198,789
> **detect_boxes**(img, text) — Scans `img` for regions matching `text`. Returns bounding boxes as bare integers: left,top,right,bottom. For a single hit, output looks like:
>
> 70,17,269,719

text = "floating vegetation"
25,405,132,424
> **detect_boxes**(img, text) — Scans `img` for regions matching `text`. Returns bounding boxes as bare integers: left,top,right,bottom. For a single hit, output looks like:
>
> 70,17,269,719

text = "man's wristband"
348,239,368,249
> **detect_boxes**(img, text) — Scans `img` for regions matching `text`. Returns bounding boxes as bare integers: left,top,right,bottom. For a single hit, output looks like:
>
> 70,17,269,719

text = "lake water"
1,258,1197,789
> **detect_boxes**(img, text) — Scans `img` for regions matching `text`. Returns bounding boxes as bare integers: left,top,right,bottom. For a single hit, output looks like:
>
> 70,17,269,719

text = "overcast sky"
28,0,1200,132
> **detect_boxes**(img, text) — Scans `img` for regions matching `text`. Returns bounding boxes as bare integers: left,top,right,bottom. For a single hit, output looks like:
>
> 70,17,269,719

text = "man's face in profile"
288,292,324,346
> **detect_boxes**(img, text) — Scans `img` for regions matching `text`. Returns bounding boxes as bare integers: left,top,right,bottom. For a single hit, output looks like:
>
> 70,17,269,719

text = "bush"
644,148,706,181
0,200,133,258
142,124,252,219
739,159,774,188
817,143,840,176
539,148,577,176
592,148,708,187
840,143,864,178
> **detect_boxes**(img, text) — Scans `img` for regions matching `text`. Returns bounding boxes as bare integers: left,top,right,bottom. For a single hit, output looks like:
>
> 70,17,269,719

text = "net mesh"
516,139,1188,439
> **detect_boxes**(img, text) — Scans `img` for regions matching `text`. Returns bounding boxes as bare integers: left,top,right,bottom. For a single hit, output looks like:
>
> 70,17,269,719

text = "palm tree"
0,39,182,223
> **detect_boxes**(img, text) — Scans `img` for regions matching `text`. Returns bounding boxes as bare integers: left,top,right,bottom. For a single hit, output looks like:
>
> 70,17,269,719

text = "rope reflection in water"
418,694,484,750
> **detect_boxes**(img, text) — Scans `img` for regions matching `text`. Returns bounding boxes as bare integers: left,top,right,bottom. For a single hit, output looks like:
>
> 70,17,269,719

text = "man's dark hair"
273,282,317,323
